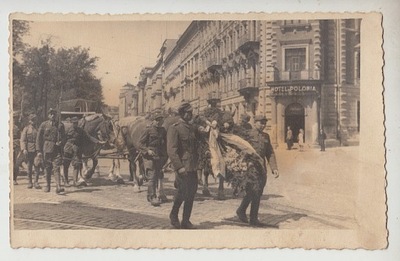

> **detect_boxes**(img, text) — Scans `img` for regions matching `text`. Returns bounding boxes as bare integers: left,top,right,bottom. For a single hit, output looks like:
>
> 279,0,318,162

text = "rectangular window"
285,48,306,71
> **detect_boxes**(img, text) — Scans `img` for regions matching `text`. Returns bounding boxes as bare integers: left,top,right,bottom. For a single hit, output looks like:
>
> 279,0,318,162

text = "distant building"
118,82,135,119
122,19,360,147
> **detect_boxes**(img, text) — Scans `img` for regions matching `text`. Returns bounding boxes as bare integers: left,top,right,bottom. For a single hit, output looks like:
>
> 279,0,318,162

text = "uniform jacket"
138,124,167,158
13,124,20,150
248,128,278,172
167,118,198,172
36,120,65,154
20,124,38,152
240,122,253,130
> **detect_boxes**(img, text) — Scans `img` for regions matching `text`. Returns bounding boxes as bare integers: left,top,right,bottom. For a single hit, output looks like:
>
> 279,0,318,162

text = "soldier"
20,113,41,189
63,116,105,187
167,102,198,229
240,114,252,130
236,115,279,227
36,108,65,194
138,110,167,207
13,112,21,185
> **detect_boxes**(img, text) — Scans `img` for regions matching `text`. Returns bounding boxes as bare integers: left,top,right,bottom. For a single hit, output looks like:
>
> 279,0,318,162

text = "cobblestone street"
12,146,359,230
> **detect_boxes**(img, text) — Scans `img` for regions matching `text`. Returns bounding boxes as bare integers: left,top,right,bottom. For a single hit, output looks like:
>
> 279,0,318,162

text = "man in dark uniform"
63,116,105,187
167,102,198,229
13,112,21,185
20,113,41,189
236,115,279,227
240,114,252,130
36,108,65,194
138,110,167,207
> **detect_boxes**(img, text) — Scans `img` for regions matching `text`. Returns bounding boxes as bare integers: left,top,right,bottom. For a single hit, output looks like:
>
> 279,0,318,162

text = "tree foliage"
12,20,30,116
12,23,104,123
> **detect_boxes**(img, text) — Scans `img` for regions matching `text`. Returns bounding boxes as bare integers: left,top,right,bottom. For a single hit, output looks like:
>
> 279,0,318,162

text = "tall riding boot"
27,170,33,189
249,195,263,227
181,200,195,229
44,168,51,192
63,165,70,187
34,167,41,189
54,167,64,194
169,197,183,229
72,168,79,187
236,194,251,223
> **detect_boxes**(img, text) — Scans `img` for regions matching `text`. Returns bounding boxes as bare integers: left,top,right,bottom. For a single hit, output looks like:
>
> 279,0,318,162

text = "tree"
11,20,30,114
20,42,104,122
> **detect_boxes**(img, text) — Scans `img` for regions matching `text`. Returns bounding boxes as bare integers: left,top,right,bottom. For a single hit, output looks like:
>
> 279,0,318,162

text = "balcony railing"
238,33,260,51
268,70,321,82
238,77,257,90
206,58,222,72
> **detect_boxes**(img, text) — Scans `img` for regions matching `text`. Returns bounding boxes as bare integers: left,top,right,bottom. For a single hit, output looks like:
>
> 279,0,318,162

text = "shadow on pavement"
85,177,131,187
261,194,284,200
64,188,102,194
198,212,307,229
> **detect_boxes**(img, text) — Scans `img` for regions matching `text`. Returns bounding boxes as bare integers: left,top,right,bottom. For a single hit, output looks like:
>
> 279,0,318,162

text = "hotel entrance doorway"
285,103,305,142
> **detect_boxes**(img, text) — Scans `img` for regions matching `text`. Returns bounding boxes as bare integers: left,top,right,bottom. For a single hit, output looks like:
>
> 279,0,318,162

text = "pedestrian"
319,128,327,151
298,128,304,152
36,108,65,194
236,115,279,227
20,113,41,189
337,126,342,146
138,110,167,207
63,116,105,187
167,102,199,229
286,126,293,150
240,114,252,130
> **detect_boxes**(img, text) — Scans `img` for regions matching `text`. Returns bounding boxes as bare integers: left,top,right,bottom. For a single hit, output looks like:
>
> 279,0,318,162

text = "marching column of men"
13,102,279,229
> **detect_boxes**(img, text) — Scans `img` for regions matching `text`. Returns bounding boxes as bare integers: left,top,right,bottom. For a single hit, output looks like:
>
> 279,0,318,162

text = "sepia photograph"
9,12,386,250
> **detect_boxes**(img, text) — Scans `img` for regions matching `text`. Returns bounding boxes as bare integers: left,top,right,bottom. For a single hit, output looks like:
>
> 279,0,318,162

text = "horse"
106,119,131,184
62,113,116,185
114,113,179,200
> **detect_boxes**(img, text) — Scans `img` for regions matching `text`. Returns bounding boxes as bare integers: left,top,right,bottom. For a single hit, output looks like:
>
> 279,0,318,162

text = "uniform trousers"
143,156,165,200
237,174,267,222
44,151,63,189
25,152,40,184
170,171,198,224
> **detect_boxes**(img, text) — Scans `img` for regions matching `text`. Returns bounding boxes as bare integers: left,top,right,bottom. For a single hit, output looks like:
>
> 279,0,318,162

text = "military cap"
28,113,37,120
70,116,79,123
177,102,193,114
151,109,164,121
254,115,267,122
241,114,250,121
48,108,57,115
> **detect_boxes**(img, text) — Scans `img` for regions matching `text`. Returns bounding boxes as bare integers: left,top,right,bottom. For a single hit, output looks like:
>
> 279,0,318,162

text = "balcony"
268,70,321,82
238,33,260,52
206,58,222,73
207,91,221,102
280,22,311,33
238,77,258,96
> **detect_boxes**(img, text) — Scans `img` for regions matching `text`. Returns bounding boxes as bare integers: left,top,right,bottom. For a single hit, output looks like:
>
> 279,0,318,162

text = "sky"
23,20,191,106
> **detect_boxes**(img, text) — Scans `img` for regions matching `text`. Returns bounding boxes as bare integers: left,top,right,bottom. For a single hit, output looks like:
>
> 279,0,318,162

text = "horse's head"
109,120,127,152
96,114,116,144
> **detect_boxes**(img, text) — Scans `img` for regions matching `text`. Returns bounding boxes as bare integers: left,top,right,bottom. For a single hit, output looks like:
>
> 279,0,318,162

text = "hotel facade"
120,19,360,147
